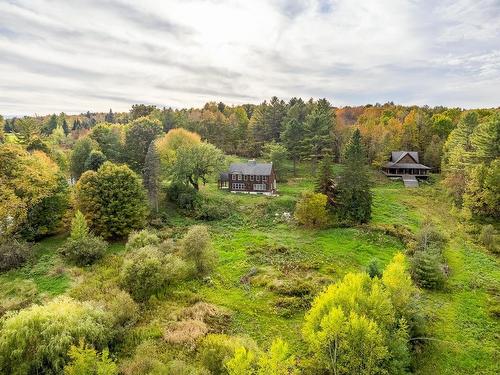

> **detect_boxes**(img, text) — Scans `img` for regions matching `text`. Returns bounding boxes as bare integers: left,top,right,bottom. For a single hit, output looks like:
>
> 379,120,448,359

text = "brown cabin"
219,160,277,195
382,151,431,187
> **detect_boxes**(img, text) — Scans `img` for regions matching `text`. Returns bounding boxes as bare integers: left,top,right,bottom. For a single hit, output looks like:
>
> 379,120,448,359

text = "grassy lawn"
1,165,498,373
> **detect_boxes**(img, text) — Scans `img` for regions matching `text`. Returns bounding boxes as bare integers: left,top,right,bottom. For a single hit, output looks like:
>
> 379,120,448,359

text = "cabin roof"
391,151,419,163
385,151,430,169
229,160,273,175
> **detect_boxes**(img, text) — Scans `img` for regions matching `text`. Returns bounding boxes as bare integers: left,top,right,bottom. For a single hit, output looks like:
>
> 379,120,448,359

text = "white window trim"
262,176,268,181
250,175,254,181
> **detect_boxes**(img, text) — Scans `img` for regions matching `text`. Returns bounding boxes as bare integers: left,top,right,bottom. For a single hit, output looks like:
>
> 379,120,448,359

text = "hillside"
1,164,498,373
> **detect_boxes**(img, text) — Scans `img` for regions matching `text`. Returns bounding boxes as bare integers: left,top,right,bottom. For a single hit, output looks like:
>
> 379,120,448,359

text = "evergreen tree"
302,98,334,171
104,108,115,123
281,118,304,176
337,129,372,223
62,118,70,136
315,155,337,206
42,114,58,135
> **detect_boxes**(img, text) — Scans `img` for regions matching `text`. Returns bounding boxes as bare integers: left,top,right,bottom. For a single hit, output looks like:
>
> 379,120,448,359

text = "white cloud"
0,0,499,116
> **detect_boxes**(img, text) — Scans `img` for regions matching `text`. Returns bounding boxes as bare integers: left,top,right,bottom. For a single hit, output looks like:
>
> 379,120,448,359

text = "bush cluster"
410,223,447,290
59,211,107,266
0,239,33,272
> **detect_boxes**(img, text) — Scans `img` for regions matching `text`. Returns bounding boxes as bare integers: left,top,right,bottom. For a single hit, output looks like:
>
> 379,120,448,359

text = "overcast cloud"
1,0,499,116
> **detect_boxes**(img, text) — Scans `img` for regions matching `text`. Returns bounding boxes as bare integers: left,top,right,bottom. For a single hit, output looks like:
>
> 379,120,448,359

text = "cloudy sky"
1,0,499,116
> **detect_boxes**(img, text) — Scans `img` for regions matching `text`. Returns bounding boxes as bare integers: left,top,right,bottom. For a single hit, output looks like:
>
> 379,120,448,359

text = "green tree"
281,118,304,176
181,225,217,277
71,137,98,179
337,129,372,224
168,142,225,190
303,253,415,375
294,192,329,228
64,342,118,375
84,150,107,172
262,141,288,181
143,141,161,212
315,155,336,206
124,117,163,172
71,210,89,240
15,117,40,143
130,104,157,120
0,297,110,375
75,162,148,238
42,114,58,135
104,109,115,123
302,99,334,170
89,123,123,162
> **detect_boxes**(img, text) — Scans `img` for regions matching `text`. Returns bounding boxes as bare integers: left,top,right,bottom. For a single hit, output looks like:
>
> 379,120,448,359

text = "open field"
1,166,498,373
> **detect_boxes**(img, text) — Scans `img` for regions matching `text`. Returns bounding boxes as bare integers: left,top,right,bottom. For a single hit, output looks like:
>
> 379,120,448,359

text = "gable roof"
229,160,273,175
391,151,419,163
385,151,430,169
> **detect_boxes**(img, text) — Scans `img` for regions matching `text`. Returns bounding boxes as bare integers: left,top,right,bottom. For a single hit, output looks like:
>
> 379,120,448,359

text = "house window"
244,175,248,181
250,175,254,181
237,174,242,181
262,176,267,182
256,176,260,181
232,183,245,190
253,184,266,191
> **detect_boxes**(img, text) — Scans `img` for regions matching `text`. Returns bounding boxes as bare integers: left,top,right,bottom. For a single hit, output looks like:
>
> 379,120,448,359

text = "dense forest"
0,99,498,374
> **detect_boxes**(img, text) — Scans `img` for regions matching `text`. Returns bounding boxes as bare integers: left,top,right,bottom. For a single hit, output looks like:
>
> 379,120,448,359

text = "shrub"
163,319,208,347
0,297,110,374
367,259,382,278
64,342,118,375
194,195,233,220
59,236,107,266
75,162,149,239
0,239,32,272
197,334,258,375
294,192,329,227
120,246,187,301
125,229,161,251
166,182,199,210
59,212,107,266
0,280,38,316
479,224,497,253
414,222,447,253
120,340,168,375
178,302,232,332
181,225,217,277
411,249,445,289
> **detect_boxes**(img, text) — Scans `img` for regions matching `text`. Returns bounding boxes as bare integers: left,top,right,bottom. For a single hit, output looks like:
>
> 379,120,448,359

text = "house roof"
384,162,431,169
385,151,431,169
229,160,273,175
219,172,229,181
391,151,419,163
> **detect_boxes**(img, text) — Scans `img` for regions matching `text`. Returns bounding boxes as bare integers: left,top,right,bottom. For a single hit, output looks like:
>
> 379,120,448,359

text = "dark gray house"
382,151,431,187
219,160,277,195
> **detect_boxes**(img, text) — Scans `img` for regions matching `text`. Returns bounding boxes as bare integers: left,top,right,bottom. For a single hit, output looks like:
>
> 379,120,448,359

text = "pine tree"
315,155,336,206
337,129,372,223
62,118,69,136
104,108,115,123
281,118,303,176
70,210,89,240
